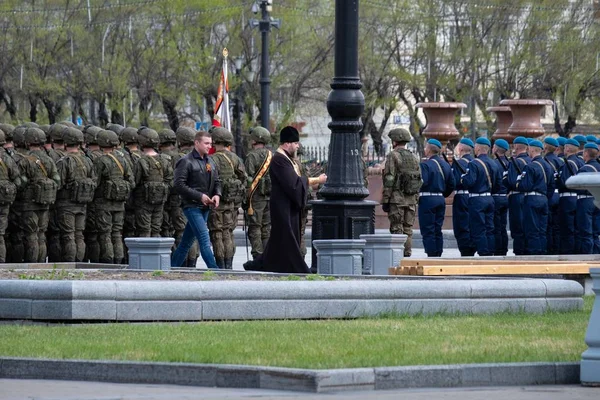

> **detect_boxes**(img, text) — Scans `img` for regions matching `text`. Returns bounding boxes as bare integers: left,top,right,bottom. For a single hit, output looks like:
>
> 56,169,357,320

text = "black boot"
224,258,233,270
215,258,225,269
186,257,198,268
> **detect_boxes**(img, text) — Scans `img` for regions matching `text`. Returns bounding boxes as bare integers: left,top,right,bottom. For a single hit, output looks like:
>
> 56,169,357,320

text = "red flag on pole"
212,48,231,132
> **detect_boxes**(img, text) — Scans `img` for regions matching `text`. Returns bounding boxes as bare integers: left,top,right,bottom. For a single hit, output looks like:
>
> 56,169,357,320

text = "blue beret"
573,135,587,144
494,139,509,151
475,137,491,147
584,142,599,150
557,137,567,146
543,137,559,147
565,138,579,147
526,138,534,144
513,136,528,145
459,138,474,148
529,140,543,149
596,138,600,145
427,138,442,149
586,135,597,143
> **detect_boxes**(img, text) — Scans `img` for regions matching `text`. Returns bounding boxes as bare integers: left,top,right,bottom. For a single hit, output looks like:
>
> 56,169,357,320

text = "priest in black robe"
244,126,326,273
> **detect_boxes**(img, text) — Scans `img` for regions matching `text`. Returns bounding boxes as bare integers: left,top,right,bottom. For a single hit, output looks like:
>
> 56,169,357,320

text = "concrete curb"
0,357,580,392
0,279,584,321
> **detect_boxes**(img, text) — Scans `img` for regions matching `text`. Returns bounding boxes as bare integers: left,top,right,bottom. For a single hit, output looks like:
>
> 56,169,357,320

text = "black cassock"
244,149,310,273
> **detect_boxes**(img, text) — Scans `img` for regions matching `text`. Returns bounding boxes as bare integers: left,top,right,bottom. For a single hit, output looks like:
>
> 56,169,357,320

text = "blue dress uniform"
418,139,455,257
576,143,600,254
507,137,531,255
516,141,555,255
460,138,502,256
452,138,475,256
543,138,564,255
492,139,510,256
557,140,584,254
574,135,586,160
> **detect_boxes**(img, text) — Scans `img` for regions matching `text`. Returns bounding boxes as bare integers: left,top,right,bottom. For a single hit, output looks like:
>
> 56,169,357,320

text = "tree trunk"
0,88,17,120
29,96,38,123
139,94,151,127
98,100,109,127
162,98,179,131
111,109,124,125
41,97,61,124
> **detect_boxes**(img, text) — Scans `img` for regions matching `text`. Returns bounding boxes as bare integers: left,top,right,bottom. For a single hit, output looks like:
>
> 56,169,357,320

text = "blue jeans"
171,207,217,269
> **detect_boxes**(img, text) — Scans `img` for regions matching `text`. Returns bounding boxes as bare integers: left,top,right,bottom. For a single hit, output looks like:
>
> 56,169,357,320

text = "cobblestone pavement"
1,380,597,400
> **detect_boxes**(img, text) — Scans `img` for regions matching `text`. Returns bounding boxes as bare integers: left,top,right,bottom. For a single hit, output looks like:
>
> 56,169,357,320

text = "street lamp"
249,1,281,130
233,56,244,158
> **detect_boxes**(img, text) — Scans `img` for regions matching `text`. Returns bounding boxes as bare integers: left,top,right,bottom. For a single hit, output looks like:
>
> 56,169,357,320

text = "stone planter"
487,106,514,143
566,173,600,209
416,102,467,145
499,99,553,139
360,234,407,275
124,237,175,271
581,268,600,385
313,239,365,275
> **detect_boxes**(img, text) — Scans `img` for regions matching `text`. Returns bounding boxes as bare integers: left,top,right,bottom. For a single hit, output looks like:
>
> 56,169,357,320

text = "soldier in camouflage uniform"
55,128,97,261
106,124,125,137
46,123,69,261
120,127,142,244
244,127,272,259
94,130,135,264
0,124,15,157
158,129,178,239
82,126,104,262
381,128,421,257
0,129,22,263
209,127,247,269
133,127,173,237
14,128,60,262
6,126,28,262
173,127,199,268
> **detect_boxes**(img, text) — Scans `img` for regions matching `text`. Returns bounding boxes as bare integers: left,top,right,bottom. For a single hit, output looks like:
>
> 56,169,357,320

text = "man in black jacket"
171,130,221,269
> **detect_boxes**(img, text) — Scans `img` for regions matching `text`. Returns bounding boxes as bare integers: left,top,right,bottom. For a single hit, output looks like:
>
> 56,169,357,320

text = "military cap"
494,139,509,151
586,135,597,143
12,126,26,147
22,122,39,128
176,127,196,146
97,129,120,148
24,127,46,146
120,127,139,144
211,127,233,145
158,129,177,145
475,137,491,147
106,123,125,136
427,138,442,149
584,142,599,150
557,137,567,146
279,126,299,143
565,138,580,147
249,126,271,144
573,135,587,144
513,136,528,145
62,127,84,146
0,130,5,145
529,140,543,149
0,123,15,141
83,126,102,145
137,127,160,147
543,137,559,147
49,124,68,143
459,138,474,148
526,138,534,145
39,124,51,134
388,128,411,143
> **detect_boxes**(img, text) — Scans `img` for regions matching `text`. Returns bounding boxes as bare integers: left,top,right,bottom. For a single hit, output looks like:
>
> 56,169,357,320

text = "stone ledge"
0,279,583,321
0,358,580,392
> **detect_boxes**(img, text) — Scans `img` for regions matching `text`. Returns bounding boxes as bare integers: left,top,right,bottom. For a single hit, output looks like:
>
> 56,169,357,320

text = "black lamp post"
310,0,375,272
249,1,281,130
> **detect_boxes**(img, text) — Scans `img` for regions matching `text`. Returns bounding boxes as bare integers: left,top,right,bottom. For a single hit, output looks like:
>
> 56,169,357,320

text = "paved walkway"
1,379,597,400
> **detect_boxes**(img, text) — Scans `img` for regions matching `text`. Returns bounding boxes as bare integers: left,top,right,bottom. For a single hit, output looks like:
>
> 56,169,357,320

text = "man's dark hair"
194,131,210,142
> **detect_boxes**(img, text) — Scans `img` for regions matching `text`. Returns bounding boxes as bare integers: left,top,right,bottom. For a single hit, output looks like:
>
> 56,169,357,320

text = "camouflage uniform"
133,128,173,237
0,129,22,263
94,130,135,264
121,128,142,244
244,127,272,258
55,128,97,261
158,129,179,239
209,128,247,269
46,124,69,262
12,128,60,262
82,126,104,262
381,128,420,257
172,127,199,267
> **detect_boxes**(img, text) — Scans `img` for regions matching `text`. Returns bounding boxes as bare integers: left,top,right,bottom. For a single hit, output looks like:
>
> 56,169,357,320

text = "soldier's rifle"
443,153,466,174
509,156,523,175
563,156,576,176
495,152,508,171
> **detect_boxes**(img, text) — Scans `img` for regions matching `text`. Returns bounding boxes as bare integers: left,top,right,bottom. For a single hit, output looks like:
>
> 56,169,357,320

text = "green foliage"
202,270,217,280
17,266,82,281
151,271,163,277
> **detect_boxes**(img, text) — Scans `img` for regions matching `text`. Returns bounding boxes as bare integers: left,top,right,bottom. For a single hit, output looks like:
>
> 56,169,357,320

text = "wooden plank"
420,264,590,276
400,259,585,267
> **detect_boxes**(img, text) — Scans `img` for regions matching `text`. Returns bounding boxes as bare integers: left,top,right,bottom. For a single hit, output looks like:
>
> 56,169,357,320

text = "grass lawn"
0,297,594,369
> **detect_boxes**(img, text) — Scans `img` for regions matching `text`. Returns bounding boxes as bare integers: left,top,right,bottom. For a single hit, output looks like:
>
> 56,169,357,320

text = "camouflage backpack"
63,153,96,203
212,151,245,204
140,154,169,205
0,153,17,205
394,148,422,195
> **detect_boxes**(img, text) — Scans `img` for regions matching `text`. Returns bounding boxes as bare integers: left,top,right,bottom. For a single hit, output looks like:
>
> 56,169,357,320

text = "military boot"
215,258,225,269
224,258,233,270
186,257,198,269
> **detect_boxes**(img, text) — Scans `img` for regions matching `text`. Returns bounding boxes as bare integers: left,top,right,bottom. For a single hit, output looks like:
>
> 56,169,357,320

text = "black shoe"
224,258,233,269
186,258,198,268
215,258,225,269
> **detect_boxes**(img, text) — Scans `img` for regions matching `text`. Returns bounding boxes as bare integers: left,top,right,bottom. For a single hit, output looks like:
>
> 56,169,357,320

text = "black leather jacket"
174,149,222,209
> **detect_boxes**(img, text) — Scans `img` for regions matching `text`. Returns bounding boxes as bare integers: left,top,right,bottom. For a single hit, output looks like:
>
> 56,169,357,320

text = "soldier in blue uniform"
557,138,584,254
516,140,554,254
492,139,510,255
586,135,597,144
573,135,586,159
451,138,475,256
576,142,600,254
556,137,567,157
460,137,502,256
418,139,455,257
543,137,564,254
507,136,531,255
